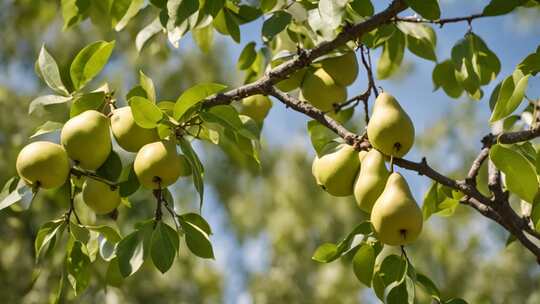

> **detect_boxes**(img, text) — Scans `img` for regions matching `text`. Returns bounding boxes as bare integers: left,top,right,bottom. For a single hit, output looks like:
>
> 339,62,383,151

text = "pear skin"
367,93,414,158
271,58,307,92
16,141,70,189
370,172,423,246
134,141,183,189
301,68,347,112
320,51,359,86
111,107,159,152
312,144,360,196
240,95,273,122
354,149,390,213
61,110,112,170
82,179,121,215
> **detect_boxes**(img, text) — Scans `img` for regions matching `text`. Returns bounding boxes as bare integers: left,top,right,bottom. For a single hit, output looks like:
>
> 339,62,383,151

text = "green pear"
134,141,183,189
301,68,347,112
359,150,368,162
370,172,423,246
367,92,415,158
271,58,307,92
110,107,160,152
61,110,111,170
320,51,359,86
312,144,360,196
16,141,70,189
240,95,273,122
354,149,390,213
82,179,121,215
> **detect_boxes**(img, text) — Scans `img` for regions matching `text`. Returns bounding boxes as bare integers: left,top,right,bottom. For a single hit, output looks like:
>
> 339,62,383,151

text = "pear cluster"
16,107,192,215
311,92,422,246
272,50,359,113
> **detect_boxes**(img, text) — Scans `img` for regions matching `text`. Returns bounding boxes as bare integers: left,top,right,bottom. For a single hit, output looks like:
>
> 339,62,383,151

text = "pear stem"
64,178,81,225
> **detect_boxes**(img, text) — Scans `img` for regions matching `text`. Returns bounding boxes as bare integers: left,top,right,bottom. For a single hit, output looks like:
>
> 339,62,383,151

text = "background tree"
1,0,540,303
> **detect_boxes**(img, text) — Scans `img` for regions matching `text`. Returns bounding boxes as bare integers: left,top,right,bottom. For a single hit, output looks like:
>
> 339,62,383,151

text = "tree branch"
394,13,487,27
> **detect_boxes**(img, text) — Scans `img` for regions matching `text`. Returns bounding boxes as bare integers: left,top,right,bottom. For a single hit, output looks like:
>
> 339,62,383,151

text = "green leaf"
129,96,164,128
179,216,214,259
362,24,395,48
119,162,140,197
178,138,205,208
483,0,526,16
174,83,227,121
113,0,144,31
96,150,123,182
201,105,257,140
105,258,124,287
262,10,292,43
312,222,372,263
193,24,214,53
373,254,407,300
416,273,441,301
377,29,405,79
0,180,32,211
445,299,469,304
30,121,64,138
237,42,257,70
69,222,90,244
490,144,538,203
318,0,348,30
307,120,339,156
29,95,72,115
35,219,65,259
490,70,530,122
261,0,277,12
37,46,69,95
136,18,163,52
151,222,179,273
61,0,90,30
312,243,339,263
517,47,540,75
139,71,156,103
70,92,106,117
116,231,144,277
70,40,115,90
213,9,241,43
432,60,463,98
87,225,122,243
66,240,91,295
180,213,212,235
405,0,440,20
352,243,376,286
398,22,437,61
349,0,374,16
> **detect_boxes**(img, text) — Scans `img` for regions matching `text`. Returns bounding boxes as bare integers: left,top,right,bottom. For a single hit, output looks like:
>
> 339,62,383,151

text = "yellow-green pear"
354,149,390,213
271,58,307,92
240,95,273,122
61,110,111,170
16,141,70,189
110,107,159,152
320,51,359,86
370,172,423,246
134,141,183,189
312,144,360,196
301,68,347,112
359,150,368,162
82,179,121,214
367,93,415,158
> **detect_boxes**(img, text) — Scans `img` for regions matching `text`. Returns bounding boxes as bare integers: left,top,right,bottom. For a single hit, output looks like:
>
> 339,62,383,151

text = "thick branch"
202,0,407,108
484,127,540,146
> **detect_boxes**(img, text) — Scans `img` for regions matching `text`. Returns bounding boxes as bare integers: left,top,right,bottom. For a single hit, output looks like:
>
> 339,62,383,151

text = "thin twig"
394,13,486,27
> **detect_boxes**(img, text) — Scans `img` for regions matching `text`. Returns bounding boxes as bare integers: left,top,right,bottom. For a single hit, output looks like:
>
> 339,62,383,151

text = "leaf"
178,138,205,208
416,273,441,301
66,240,91,295
312,243,339,263
261,0,278,12
0,181,32,211
372,254,407,300
96,150,123,182
173,83,227,120
201,105,257,140
30,121,64,138
113,0,144,31
237,42,257,70
490,70,530,122
70,92,106,117
180,213,212,235
398,22,437,61
179,216,214,259
490,144,538,203
312,222,372,263
352,243,376,286
151,222,179,273
517,47,540,75
69,222,90,244
213,9,241,43
318,0,348,30
193,24,214,53
28,95,72,115
139,71,156,103
105,258,124,287
87,225,122,243
70,40,116,90
405,0,441,20
432,60,463,98
61,0,90,30
262,10,292,43
136,18,163,52
445,299,469,304
119,162,140,197
483,0,526,16
377,29,405,79
37,46,69,95
307,120,339,156
349,0,374,16
129,96,164,128
35,219,65,259
116,231,144,277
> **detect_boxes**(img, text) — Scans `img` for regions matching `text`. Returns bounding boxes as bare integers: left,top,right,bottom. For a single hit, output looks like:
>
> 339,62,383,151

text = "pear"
271,58,307,92
312,144,360,196
367,93,415,158
134,141,183,189
370,173,423,246
16,141,70,189
82,179,121,215
354,149,390,213
110,107,159,152
301,68,347,112
61,110,111,170
320,51,359,86
240,95,273,122
359,150,368,162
